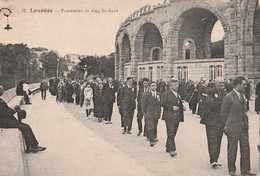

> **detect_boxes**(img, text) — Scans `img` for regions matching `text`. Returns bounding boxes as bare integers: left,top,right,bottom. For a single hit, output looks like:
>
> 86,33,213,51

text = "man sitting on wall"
0,85,46,153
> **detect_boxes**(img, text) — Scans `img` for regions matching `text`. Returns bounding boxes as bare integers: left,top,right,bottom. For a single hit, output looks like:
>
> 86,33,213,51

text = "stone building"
115,0,260,85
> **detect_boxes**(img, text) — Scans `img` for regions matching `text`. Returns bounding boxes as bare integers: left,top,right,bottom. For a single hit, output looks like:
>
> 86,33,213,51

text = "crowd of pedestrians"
39,75,258,176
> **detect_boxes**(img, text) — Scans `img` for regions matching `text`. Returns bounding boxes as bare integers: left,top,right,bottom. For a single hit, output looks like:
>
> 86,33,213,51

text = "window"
177,66,188,82
139,67,143,80
185,49,191,60
125,67,128,80
216,65,222,77
183,39,196,60
177,66,182,81
149,67,153,81
143,67,145,78
160,66,163,80
156,66,160,81
183,66,188,82
209,65,215,80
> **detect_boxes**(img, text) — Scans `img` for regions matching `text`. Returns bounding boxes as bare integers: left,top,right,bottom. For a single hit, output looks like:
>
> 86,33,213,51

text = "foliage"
70,52,115,79
39,51,59,77
211,40,224,58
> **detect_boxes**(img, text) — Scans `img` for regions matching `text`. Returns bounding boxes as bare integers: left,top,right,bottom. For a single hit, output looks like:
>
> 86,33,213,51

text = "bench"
0,84,40,176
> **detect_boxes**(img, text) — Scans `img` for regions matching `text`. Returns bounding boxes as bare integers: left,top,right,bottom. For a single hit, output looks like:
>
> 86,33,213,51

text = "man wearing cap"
203,77,226,168
117,77,137,134
161,78,185,157
0,85,46,153
136,78,149,136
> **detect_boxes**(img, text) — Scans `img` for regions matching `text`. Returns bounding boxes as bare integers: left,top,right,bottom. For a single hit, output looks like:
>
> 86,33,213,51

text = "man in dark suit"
136,78,149,136
91,78,101,118
161,78,185,157
142,81,161,147
203,77,226,168
117,77,137,134
221,76,256,176
0,85,46,153
103,77,117,124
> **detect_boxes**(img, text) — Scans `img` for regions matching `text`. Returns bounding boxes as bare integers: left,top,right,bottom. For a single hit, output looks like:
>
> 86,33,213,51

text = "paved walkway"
21,92,259,176
21,93,154,176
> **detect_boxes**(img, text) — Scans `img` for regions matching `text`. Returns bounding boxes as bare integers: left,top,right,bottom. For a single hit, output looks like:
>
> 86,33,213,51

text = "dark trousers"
104,102,114,121
75,93,80,105
0,117,38,148
122,108,134,131
137,110,147,135
86,109,92,117
226,129,251,173
189,101,197,114
23,92,30,104
147,118,158,142
206,124,224,164
255,95,260,113
165,119,180,152
41,89,47,100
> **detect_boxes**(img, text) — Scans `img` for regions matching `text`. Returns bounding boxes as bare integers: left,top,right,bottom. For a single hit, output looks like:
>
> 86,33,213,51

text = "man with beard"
203,77,226,168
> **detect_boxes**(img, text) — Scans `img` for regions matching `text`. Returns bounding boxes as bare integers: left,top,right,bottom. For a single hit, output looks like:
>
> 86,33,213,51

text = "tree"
40,51,59,77
211,40,224,58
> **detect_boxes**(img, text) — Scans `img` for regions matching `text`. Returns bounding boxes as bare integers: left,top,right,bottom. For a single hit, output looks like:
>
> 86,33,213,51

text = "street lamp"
0,8,12,30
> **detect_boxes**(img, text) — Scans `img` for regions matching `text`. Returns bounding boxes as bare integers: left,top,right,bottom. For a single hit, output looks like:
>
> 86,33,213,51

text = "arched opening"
135,23,163,62
115,44,120,80
122,34,131,63
176,8,225,60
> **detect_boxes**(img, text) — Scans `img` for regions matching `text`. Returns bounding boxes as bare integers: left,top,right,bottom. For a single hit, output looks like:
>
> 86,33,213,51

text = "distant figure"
40,77,49,100
221,76,256,176
255,81,260,114
84,82,94,119
0,85,46,153
103,77,117,124
23,81,31,105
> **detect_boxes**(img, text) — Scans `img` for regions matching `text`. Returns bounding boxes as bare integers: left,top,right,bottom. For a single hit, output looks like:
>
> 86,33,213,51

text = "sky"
0,0,224,56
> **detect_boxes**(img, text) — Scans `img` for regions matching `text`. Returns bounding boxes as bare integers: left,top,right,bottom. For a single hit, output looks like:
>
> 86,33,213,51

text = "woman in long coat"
84,82,94,119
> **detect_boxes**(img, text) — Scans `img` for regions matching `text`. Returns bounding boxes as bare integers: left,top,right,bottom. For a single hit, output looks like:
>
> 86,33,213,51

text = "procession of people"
36,74,258,176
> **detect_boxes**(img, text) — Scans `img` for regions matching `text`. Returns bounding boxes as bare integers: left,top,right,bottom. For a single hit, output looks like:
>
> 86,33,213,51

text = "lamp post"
0,8,12,30
57,58,59,78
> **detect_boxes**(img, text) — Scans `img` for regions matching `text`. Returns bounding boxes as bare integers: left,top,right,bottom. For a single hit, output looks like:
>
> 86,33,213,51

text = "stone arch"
167,3,230,60
133,22,164,62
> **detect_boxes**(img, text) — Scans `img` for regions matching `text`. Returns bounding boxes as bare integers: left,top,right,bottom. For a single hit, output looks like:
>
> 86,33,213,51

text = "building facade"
115,0,260,84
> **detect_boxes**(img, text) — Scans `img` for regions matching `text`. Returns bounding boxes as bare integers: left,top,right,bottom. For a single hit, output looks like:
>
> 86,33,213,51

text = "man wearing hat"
136,78,149,136
117,77,137,134
203,77,226,168
0,85,46,153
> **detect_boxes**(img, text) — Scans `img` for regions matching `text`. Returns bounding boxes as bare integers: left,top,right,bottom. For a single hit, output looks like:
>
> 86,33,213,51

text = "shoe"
127,131,132,134
229,171,236,176
170,151,177,157
166,149,170,153
25,147,39,153
154,138,158,142
143,133,146,137
25,102,32,105
36,146,46,151
105,121,109,124
150,142,156,147
98,118,102,122
137,131,142,136
241,172,256,176
211,162,218,168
